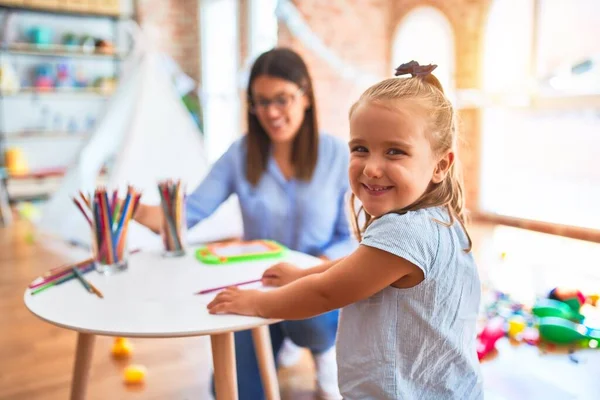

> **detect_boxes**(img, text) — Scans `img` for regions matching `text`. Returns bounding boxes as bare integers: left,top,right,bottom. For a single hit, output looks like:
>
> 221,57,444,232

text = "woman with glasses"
132,48,355,399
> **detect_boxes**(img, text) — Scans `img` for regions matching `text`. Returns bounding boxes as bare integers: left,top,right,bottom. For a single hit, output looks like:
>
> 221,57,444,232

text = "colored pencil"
73,187,141,265
194,276,275,295
29,259,93,289
31,264,95,295
72,266,103,298
158,179,185,253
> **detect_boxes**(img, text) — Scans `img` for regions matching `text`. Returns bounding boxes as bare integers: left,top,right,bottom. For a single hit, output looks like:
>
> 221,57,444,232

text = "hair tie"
394,61,437,78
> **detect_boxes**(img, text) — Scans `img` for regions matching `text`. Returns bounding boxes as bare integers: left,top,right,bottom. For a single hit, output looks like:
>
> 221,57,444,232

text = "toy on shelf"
0,62,20,94
55,62,75,88
73,66,88,88
80,35,96,53
28,26,53,46
93,76,117,94
62,32,79,49
95,39,114,55
4,147,28,176
34,64,54,91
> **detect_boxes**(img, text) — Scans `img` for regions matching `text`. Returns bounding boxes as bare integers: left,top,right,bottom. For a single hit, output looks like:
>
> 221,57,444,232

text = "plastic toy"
590,294,599,307
522,327,540,345
0,62,20,94
196,239,286,265
477,317,505,360
111,337,133,359
95,39,114,55
55,63,74,88
4,147,28,176
507,315,526,339
123,365,146,384
28,26,53,46
548,287,586,313
62,32,78,49
34,64,54,91
538,317,600,344
80,35,95,53
532,299,584,322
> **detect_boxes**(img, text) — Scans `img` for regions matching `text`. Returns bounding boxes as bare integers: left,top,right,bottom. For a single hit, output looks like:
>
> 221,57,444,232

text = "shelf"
4,131,89,139
0,4,126,19
0,87,114,98
8,166,67,180
6,167,108,201
1,43,125,60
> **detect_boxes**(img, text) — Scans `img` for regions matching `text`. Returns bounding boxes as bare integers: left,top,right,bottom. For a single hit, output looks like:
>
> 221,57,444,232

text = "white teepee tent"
38,23,243,249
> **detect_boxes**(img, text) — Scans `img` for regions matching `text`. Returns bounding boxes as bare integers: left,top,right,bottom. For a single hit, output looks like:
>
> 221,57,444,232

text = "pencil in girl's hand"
194,276,276,295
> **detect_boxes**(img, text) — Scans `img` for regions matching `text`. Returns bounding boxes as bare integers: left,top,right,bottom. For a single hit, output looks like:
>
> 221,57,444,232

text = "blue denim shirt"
186,134,357,259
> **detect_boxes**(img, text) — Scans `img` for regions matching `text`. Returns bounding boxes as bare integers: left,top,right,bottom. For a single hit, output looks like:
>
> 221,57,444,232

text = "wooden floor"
1,218,599,399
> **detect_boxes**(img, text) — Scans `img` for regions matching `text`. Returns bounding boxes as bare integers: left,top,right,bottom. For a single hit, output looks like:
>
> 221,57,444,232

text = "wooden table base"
70,332,96,400
67,327,279,400
252,326,281,400
211,332,238,399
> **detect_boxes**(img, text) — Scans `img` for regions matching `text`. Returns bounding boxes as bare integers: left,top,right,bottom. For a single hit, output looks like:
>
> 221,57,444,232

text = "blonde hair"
348,73,472,251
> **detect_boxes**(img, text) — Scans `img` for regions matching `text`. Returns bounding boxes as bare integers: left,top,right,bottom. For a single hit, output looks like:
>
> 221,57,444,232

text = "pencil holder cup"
74,187,141,276
158,180,187,257
93,236,128,275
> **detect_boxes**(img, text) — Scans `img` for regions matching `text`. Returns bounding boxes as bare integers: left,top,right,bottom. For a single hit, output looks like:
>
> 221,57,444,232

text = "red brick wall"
136,0,200,82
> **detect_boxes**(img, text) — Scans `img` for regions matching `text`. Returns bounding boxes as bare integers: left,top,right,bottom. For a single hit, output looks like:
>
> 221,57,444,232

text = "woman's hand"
207,287,262,316
261,262,305,287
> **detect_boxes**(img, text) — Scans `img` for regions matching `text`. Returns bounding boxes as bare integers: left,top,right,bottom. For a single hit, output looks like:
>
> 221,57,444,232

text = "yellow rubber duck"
123,365,147,384
111,337,133,359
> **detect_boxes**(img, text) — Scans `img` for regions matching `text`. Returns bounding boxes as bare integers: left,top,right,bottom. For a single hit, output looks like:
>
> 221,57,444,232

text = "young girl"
208,61,483,399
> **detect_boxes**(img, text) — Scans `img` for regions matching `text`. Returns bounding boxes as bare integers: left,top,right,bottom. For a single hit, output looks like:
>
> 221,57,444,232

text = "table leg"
70,332,96,400
211,332,238,400
252,325,280,400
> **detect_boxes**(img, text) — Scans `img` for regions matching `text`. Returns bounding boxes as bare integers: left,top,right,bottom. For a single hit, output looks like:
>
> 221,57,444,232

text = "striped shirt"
337,206,483,399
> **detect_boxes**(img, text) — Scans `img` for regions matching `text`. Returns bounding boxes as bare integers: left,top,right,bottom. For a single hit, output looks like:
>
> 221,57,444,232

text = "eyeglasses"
249,88,305,114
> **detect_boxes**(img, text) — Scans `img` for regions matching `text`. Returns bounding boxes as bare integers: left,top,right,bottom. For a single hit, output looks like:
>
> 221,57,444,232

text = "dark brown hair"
246,48,319,185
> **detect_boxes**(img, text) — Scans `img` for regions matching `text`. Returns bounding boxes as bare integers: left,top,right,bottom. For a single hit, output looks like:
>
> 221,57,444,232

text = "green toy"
196,239,286,265
538,317,600,344
532,299,584,322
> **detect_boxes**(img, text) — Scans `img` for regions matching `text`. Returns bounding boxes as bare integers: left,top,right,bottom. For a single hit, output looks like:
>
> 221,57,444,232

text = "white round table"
24,248,321,400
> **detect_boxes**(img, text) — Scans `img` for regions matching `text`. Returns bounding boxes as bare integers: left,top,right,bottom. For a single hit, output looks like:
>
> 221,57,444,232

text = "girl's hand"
262,262,305,287
207,287,262,316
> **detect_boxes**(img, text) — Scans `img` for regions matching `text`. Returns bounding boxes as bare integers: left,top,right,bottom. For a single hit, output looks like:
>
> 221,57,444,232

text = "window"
481,0,600,230
199,0,240,162
248,0,278,58
391,7,455,93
